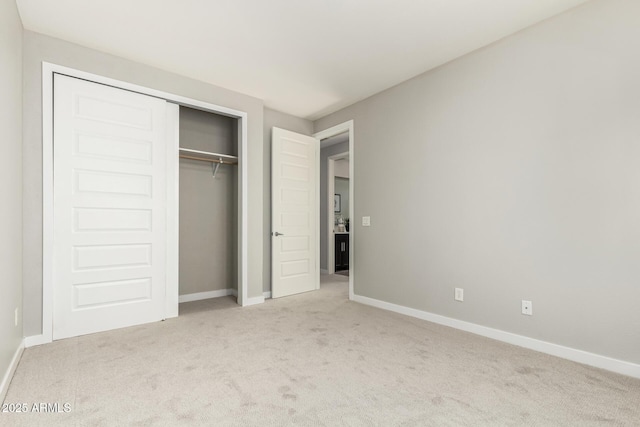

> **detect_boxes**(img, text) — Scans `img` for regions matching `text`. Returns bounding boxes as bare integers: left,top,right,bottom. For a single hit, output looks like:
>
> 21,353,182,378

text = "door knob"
273,232,285,236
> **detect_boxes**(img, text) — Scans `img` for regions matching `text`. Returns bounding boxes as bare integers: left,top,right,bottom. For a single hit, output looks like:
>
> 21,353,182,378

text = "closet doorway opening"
314,121,354,300
177,107,239,308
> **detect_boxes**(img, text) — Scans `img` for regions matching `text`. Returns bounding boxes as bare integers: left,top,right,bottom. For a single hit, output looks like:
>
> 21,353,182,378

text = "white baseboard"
353,294,640,379
24,334,50,348
179,289,234,303
180,288,265,306
1,339,24,404
242,296,265,307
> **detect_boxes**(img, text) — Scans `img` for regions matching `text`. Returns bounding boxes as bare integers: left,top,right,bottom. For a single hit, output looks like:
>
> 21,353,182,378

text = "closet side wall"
179,107,238,296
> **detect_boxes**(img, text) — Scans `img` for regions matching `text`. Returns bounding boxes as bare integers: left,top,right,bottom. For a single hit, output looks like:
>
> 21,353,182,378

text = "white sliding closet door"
53,74,170,339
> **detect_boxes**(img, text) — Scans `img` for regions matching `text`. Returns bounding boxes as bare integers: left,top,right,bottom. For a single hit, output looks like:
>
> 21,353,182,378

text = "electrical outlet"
454,288,464,302
521,300,532,316
362,216,371,227
14,308,18,326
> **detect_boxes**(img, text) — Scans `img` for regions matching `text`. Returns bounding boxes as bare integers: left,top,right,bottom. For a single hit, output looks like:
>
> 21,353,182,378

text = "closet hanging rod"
179,147,238,161
179,154,238,165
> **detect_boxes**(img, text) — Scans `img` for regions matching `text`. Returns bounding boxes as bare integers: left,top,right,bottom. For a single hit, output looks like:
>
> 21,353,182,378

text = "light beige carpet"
3,275,640,426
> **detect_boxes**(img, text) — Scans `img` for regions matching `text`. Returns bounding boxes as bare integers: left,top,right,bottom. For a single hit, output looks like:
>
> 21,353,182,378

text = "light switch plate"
521,300,533,316
362,216,371,227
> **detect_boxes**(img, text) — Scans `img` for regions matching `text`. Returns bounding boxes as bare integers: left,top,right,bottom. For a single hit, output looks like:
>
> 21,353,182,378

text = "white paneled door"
271,127,319,298
53,74,170,339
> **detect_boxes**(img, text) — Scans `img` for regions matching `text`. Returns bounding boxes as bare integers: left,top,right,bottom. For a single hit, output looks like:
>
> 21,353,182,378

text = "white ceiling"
17,0,588,120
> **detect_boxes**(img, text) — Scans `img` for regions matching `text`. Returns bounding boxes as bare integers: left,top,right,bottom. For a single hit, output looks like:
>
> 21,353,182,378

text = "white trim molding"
243,296,266,306
353,294,640,379
178,289,235,303
1,340,24,404
165,103,180,319
263,291,272,299
24,335,48,348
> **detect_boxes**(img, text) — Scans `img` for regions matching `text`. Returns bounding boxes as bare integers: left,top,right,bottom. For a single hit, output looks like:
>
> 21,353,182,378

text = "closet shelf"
179,148,238,165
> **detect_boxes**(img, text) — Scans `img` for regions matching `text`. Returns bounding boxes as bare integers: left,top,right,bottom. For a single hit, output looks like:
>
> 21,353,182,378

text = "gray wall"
334,159,349,178
314,0,640,364
262,108,313,292
179,107,237,295
0,0,23,397
319,142,349,270
23,31,265,336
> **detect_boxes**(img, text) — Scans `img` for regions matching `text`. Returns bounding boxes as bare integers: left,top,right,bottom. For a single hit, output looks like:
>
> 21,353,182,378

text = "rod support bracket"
212,159,222,178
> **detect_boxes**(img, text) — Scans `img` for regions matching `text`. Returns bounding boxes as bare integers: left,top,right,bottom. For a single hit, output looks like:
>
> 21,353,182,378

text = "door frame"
327,151,349,275
34,62,250,345
313,121,354,300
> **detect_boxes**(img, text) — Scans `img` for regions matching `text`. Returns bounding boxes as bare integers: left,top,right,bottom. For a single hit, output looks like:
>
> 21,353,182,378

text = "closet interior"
178,106,239,306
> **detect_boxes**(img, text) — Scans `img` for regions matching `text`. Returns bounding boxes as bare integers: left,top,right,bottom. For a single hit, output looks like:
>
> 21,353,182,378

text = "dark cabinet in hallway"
335,233,349,271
